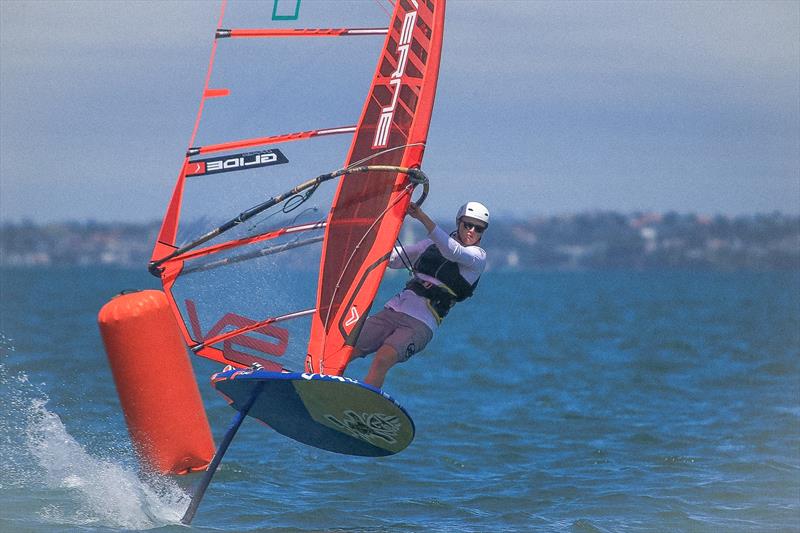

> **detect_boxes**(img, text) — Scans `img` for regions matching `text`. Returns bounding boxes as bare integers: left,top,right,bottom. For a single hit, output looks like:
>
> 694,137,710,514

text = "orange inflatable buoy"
98,290,215,475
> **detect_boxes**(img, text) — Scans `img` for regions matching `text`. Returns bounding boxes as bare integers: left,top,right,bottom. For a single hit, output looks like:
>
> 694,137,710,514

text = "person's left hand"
407,202,423,220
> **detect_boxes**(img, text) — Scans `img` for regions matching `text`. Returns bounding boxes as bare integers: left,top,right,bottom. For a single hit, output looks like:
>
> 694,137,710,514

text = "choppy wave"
0,333,189,530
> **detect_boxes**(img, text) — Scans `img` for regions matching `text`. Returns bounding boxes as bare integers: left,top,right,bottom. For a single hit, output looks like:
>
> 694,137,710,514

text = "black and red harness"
405,244,479,323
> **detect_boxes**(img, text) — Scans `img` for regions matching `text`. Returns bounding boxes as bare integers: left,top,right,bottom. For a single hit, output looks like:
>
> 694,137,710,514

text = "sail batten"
217,27,389,38
162,221,327,265
188,126,358,156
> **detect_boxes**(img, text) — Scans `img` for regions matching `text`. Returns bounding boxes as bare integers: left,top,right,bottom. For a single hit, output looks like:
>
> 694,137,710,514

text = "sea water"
0,267,798,532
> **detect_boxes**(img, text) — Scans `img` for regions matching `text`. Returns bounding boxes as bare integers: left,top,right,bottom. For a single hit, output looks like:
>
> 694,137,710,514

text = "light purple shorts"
355,308,433,362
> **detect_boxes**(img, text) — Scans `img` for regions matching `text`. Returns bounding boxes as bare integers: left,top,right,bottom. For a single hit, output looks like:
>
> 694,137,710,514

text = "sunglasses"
461,221,486,233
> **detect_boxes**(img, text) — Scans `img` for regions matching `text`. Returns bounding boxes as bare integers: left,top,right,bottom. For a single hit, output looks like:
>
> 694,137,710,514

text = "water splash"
26,400,190,529
0,333,190,530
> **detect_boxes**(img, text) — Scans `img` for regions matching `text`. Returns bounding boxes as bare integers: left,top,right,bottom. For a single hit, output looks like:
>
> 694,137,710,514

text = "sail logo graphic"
185,299,289,370
344,306,360,327
186,149,289,177
372,2,419,148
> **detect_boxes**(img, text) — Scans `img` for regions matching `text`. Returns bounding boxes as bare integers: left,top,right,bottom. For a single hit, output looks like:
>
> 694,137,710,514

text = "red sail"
306,0,446,375
150,1,416,373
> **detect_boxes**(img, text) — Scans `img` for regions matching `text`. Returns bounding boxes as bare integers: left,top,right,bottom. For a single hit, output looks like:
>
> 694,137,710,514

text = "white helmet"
457,201,490,226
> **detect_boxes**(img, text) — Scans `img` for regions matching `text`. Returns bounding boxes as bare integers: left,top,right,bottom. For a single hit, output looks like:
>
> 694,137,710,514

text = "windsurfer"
351,201,489,387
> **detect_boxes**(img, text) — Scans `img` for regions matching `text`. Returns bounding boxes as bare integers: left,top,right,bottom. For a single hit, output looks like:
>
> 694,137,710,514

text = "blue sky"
1,0,798,222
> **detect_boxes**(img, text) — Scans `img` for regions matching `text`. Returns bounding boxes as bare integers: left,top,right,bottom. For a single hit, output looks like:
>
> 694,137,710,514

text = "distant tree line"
481,212,799,271
1,212,798,271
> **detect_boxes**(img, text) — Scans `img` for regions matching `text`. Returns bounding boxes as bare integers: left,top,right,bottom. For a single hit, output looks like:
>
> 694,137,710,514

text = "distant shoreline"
2,212,798,271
